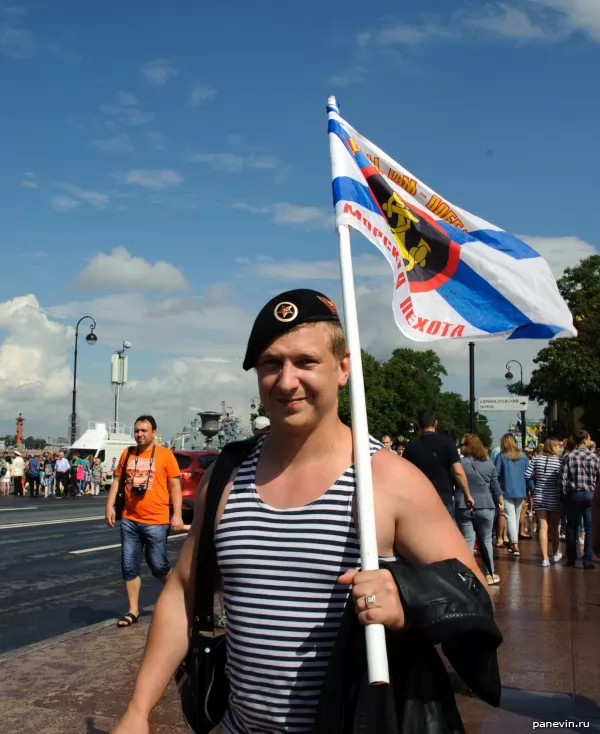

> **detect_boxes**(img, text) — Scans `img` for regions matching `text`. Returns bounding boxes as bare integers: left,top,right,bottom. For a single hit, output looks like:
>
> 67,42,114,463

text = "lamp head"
505,370,513,381
123,340,132,349
85,330,98,345
250,401,256,410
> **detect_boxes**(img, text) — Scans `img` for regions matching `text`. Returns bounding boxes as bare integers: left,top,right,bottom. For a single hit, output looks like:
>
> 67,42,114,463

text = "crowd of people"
0,450,106,498
385,419,600,586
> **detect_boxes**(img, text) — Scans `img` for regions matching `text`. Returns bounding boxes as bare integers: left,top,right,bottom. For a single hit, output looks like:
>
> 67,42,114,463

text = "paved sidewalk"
1,540,599,733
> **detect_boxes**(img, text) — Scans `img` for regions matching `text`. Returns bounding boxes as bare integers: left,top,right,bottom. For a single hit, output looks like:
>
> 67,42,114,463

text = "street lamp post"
505,360,526,451
71,316,97,444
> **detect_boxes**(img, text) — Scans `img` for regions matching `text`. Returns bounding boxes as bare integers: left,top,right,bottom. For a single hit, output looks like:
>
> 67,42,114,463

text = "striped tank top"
215,435,384,734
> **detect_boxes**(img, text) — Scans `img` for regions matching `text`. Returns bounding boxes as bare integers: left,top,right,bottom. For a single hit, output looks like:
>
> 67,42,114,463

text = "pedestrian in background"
494,433,529,558
251,416,270,436
72,453,86,497
0,457,11,496
11,451,25,497
54,452,71,498
90,458,104,496
456,434,503,586
559,430,599,570
403,409,474,518
42,454,55,498
525,438,563,567
105,415,183,628
27,454,41,498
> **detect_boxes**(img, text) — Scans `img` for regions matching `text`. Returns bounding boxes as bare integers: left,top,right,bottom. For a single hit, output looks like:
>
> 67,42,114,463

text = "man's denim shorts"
120,517,170,581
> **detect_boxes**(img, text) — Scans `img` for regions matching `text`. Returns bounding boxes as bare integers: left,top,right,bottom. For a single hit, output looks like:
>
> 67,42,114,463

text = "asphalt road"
0,495,188,655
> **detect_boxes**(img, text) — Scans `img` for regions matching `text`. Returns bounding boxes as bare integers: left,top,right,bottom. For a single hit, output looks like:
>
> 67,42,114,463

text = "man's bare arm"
382,455,487,588
113,466,213,732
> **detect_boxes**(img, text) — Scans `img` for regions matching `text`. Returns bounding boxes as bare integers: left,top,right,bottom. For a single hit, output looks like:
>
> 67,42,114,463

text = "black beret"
243,288,341,370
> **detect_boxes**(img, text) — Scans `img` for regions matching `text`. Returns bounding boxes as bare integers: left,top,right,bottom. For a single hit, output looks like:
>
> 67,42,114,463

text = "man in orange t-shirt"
105,415,183,628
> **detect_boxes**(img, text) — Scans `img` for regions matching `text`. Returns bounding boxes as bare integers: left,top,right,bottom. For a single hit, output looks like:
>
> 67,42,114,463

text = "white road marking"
0,515,104,531
0,507,38,512
69,533,187,555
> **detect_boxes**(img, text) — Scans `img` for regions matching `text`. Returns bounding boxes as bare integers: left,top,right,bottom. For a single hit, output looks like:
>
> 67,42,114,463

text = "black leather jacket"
312,558,503,734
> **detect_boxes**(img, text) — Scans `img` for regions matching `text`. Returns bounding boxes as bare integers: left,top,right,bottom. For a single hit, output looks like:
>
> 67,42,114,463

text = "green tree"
525,255,600,439
338,348,492,445
1,435,16,448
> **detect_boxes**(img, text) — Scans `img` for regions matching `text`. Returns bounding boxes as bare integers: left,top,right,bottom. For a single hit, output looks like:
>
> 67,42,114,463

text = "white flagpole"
328,96,390,686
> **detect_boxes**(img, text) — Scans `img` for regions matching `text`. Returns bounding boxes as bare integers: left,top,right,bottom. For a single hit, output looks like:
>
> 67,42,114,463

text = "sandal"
117,612,139,628
486,574,501,586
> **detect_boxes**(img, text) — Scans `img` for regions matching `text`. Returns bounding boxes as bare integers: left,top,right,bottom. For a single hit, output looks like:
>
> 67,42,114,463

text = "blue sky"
1,0,599,442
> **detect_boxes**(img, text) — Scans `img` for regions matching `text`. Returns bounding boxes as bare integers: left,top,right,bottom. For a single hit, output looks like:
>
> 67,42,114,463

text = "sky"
1,0,599,444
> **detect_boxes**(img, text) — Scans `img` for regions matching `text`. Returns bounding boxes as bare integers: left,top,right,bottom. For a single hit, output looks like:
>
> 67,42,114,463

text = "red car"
173,450,219,523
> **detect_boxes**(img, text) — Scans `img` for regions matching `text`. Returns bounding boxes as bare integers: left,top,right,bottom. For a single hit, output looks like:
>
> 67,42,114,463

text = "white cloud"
3,7,27,17
234,201,332,229
190,82,217,105
327,67,366,88
0,295,73,406
124,169,183,189
52,195,80,212
535,0,600,42
73,247,189,292
21,172,38,189
191,152,279,172
358,2,600,50
0,21,35,58
519,235,597,278
57,183,109,209
469,4,554,40
91,133,134,154
140,58,178,86
146,131,167,151
249,254,387,280
100,94,153,127
116,91,138,106
0,291,258,440
272,203,332,228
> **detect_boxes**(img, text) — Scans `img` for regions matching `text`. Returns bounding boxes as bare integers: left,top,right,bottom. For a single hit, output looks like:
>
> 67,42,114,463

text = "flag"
327,101,576,342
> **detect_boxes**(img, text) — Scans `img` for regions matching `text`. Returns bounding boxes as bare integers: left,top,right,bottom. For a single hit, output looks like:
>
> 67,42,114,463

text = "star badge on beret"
274,302,298,322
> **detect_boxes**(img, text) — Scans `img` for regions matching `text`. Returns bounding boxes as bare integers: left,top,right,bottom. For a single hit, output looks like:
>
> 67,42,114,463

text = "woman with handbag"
525,438,563,567
494,433,529,558
455,434,504,586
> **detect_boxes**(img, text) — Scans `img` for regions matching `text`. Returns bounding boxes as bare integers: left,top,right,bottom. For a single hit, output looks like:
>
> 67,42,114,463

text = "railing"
109,421,133,437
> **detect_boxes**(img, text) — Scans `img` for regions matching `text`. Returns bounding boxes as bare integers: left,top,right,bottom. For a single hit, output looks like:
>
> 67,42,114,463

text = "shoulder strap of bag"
118,447,134,493
466,456,489,487
194,436,261,634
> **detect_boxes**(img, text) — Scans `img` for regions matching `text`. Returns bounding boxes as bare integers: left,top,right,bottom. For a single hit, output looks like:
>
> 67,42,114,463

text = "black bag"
114,447,134,521
175,436,259,734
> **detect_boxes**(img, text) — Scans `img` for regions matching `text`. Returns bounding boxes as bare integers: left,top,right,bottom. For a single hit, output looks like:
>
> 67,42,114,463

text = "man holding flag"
112,288,500,734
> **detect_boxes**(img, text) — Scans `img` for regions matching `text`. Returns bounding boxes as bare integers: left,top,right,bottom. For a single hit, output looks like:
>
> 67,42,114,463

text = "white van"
68,421,136,490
